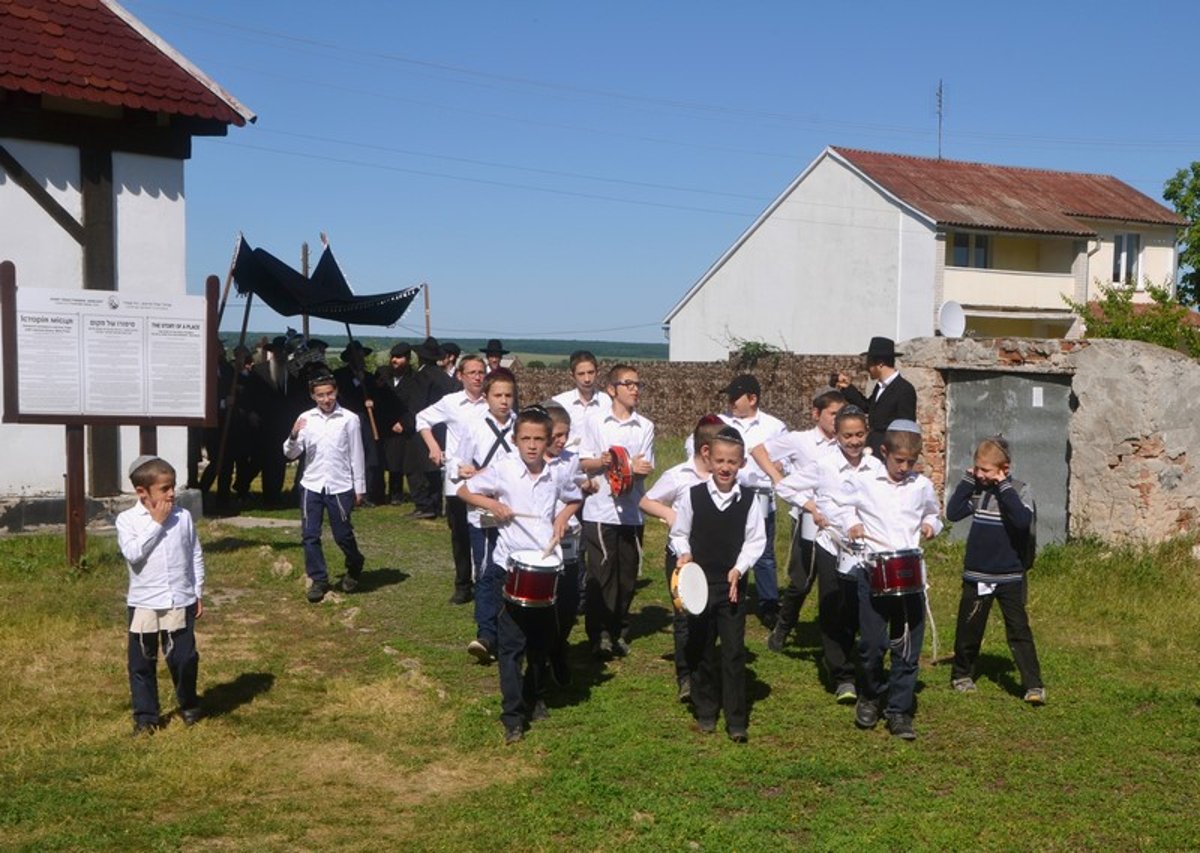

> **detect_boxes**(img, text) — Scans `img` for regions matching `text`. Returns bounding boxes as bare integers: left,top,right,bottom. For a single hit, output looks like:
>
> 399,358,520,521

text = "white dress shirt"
415,390,488,496
776,452,884,559
455,411,517,527
282,404,366,495
841,468,943,553
118,503,205,609
580,410,656,525
467,455,583,569
552,388,612,439
669,480,766,576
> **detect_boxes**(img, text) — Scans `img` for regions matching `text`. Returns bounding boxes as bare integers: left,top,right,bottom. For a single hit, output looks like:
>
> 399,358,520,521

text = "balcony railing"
943,267,1075,310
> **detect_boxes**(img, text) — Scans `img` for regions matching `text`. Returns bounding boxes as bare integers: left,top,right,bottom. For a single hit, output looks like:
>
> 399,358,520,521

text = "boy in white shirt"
456,368,518,663
283,374,367,603
640,414,723,702
117,456,205,734
461,407,583,744
670,427,766,743
842,420,942,740
551,350,612,437
579,365,655,659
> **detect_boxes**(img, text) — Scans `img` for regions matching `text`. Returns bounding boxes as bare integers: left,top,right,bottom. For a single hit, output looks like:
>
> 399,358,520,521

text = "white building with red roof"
663,146,1184,360
0,0,252,496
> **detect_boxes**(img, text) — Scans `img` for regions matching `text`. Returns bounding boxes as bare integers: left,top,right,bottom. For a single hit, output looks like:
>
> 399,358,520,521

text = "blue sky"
124,1,1200,343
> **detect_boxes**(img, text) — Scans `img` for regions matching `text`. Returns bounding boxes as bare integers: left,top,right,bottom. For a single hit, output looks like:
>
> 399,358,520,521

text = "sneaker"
612,638,631,658
410,510,437,520
835,682,857,705
854,697,880,729
467,638,495,664
530,700,550,723
595,636,614,660
339,574,359,593
180,707,202,727
766,625,787,653
886,713,917,740
951,677,977,693
677,676,692,704
694,717,717,735
1024,687,1047,706
727,728,749,744
131,720,158,736
306,581,329,603
504,725,524,745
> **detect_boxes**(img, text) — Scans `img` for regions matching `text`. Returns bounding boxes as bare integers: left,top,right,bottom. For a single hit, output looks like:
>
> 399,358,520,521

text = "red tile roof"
0,0,252,126
833,147,1184,236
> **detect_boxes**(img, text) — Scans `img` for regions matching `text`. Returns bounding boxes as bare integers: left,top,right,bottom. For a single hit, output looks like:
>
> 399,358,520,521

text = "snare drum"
669,562,709,616
504,550,564,608
867,549,926,597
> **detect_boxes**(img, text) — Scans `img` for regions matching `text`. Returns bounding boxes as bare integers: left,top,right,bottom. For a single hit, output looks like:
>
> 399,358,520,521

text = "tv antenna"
936,79,944,159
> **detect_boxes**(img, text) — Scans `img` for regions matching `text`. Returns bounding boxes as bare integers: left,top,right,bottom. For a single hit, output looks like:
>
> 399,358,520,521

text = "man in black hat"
408,336,453,517
839,337,917,457
246,335,307,506
441,342,463,389
481,339,509,374
375,342,420,504
333,340,382,507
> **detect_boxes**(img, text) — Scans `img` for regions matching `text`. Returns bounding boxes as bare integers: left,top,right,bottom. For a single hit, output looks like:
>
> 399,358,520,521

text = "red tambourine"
606,445,634,496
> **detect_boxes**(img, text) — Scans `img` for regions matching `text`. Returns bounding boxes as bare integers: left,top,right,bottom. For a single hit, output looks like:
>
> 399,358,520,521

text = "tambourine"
670,562,709,615
606,445,634,496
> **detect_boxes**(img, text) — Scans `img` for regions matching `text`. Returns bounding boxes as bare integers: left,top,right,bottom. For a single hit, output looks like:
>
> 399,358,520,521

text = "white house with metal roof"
662,146,1183,361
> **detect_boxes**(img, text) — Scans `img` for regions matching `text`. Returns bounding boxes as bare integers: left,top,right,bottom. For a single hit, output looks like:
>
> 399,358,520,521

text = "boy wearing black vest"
670,427,766,743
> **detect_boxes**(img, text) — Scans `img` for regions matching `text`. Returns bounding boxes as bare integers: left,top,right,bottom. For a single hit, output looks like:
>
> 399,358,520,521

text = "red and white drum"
867,549,926,597
504,550,563,608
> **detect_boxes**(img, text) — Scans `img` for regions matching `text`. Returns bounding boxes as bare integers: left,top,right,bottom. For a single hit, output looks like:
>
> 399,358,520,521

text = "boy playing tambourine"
842,419,941,740
670,427,766,743
946,436,1045,705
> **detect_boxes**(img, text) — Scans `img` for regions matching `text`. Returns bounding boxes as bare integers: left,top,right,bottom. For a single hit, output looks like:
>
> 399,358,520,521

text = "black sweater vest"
688,483,753,586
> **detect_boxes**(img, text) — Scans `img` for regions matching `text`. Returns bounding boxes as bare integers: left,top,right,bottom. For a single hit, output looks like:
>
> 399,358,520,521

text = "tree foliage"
1163,161,1200,305
1066,280,1200,358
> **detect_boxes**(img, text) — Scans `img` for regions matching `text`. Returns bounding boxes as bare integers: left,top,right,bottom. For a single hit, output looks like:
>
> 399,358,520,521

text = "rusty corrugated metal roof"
0,0,251,126
833,147,1184,236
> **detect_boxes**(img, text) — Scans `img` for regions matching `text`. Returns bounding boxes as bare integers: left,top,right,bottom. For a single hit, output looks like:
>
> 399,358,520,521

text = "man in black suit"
376,342,420,505
408,336,455,518
839,336,917,457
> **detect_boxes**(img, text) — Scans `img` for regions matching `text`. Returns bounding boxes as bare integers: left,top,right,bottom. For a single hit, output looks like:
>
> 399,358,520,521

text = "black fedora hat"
389,342,412,359
862,336,902,359
481,338,509,355
341,340,373,360
414,336,442,360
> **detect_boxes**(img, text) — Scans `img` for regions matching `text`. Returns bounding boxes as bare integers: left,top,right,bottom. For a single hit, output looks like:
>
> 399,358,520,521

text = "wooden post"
423,282,431,337
216,232,242,326
65,425,86,567
204,282,252,493
301,241,310,339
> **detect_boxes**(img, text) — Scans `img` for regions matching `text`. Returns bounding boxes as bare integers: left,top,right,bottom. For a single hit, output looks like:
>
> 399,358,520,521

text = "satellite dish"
938,301,966,338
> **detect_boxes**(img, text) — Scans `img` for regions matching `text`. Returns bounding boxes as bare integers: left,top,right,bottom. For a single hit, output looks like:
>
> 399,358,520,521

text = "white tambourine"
670,562,709,616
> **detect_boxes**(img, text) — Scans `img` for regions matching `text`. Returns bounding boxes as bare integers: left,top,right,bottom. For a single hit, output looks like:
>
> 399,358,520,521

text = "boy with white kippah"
841,419,941,741
117,455,205,735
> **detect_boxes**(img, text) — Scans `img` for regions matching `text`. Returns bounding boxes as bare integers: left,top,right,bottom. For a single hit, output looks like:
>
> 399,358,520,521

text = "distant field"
227,332,667,366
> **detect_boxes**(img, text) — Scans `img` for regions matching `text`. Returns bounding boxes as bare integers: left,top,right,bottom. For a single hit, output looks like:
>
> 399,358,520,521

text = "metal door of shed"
944,371,1071,545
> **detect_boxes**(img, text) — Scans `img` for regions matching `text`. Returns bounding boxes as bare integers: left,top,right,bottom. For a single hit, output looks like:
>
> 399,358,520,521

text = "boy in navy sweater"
946,436,1045,705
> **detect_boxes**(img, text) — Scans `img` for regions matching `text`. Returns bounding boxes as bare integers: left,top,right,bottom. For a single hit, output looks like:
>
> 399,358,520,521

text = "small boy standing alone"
117,456,205,734
946,436,1045,705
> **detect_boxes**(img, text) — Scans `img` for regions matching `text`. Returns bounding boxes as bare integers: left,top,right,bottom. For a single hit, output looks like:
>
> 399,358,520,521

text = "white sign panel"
15,288,206,419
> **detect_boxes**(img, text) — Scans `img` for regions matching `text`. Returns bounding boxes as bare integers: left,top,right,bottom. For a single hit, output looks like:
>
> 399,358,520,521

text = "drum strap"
478,419,512,468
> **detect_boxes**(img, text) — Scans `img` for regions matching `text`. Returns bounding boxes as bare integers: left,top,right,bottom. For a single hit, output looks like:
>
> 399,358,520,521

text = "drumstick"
542,535,560,559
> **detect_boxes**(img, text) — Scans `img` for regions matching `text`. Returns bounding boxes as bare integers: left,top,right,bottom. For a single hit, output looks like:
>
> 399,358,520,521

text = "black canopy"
232,237,419,327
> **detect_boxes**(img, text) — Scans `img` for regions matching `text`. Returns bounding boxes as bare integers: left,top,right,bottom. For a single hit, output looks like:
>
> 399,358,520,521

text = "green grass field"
2,449,1199,850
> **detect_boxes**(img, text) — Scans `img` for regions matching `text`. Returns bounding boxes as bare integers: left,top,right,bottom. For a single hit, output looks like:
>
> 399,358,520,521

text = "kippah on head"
128,454,161,478
714,425,745,445
887,419,921,435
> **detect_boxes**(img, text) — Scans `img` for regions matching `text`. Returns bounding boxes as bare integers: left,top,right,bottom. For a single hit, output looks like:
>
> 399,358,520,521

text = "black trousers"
951,578,1043,690
554,558,580,660
815,546,859,686
444,495,473,595
662,548,689,682
685,578,748,731
498,601,555,730
776,517,817,635
127,603,200,724
583,522,643,645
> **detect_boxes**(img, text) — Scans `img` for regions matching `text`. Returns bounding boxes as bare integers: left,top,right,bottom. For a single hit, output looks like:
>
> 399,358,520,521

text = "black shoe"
693,717,717,735
677,676,692,704
306,581,329,603
410,509,437,520
594,636,613,660
504,725,524,745
886,713,917,740
530,700,550,723
727,727,748,744
757,607,779,631
361,499,377,509
550,653,571,687
131,720,158,736
449,589,473,605
855,697,881,729
612,638,631,658
766,624,787,653
467,637,495,664
339,574,359,593
180,707,202,727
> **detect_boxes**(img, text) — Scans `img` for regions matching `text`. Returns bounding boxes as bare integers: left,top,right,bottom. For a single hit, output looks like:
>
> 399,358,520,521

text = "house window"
1112,233,1141,287
952,232,990,268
